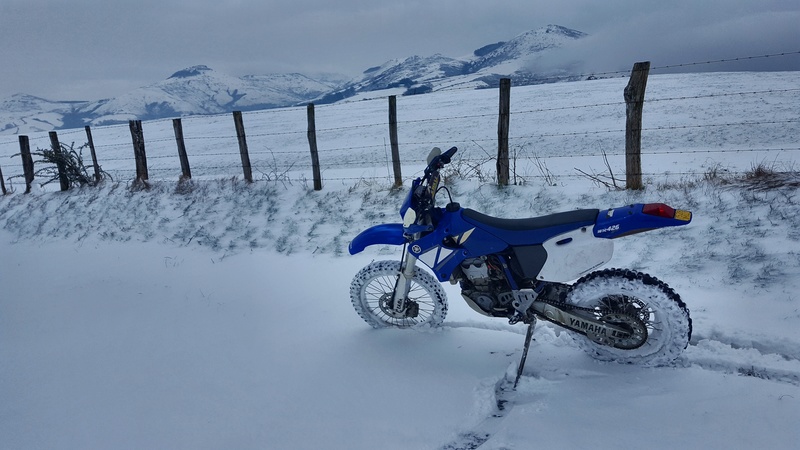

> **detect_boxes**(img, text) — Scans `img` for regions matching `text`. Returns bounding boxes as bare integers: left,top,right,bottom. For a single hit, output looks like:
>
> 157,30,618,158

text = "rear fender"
348,223,406,255
594,203,692,239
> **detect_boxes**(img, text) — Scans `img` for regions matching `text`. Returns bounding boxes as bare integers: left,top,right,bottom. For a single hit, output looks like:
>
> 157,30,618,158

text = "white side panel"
418,247,455,270
537,227,614,282
419,248,438,269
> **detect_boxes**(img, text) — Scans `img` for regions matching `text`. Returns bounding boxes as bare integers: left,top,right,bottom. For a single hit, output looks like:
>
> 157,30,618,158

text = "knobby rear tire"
566,268,692,366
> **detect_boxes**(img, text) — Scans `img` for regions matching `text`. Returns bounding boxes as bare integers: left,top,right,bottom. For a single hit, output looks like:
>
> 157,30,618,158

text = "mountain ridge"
1,24,588,134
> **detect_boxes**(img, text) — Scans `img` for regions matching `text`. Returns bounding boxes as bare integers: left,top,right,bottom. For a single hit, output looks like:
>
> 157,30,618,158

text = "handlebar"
424,146,457,176
404,146,458,227
441,146,457,163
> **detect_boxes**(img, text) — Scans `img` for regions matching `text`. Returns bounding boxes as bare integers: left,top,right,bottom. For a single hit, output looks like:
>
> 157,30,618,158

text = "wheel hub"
379,293,419,319
596,312,648,349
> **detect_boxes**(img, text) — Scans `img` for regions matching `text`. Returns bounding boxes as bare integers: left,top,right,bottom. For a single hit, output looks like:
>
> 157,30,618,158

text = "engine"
458,256,515,317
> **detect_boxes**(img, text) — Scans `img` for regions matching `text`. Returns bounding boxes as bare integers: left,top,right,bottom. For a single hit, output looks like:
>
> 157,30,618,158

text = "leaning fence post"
129,120,149,184
497,78,511,186
232,111,253,182
307,103,322,191
49,131,70,191
18,135,34,193
388,95,402,187
85,126,101,183
173,118,192,180
0,163,6,195
624,61,650,190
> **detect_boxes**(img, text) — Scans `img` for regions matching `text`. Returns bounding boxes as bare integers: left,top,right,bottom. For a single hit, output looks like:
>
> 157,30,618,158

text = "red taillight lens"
642,203,675,219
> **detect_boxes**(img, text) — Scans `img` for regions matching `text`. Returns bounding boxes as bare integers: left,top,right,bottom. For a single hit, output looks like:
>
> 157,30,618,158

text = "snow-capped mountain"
85,65,339,126
0,66,341,133
468,24,586,72
0,94,92,133
317,24,588,102
1,25,588,134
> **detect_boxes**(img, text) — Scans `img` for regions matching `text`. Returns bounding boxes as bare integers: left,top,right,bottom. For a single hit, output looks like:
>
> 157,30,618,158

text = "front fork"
392,248,418,316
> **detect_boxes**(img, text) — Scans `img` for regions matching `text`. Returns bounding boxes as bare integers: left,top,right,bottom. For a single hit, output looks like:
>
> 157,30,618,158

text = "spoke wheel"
350,260,448,328
567,268,692,366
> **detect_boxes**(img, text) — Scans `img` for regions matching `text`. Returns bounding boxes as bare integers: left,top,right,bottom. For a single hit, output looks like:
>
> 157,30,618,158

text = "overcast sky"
1,0,799,101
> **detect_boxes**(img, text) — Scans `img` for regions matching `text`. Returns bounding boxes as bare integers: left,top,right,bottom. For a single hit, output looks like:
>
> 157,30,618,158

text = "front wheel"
566,268,692,366
350,260,448,328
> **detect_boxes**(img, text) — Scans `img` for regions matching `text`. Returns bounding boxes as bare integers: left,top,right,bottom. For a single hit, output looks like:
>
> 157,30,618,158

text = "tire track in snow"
691,331,800,362
437,322,528,450
444,320,527,335
684,332,800,387
437,322,800,449
437,377,516,450
448,321,800,387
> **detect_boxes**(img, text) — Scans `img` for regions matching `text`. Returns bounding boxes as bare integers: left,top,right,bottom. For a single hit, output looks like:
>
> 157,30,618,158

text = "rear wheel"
350,260,448,328
566,269,692,366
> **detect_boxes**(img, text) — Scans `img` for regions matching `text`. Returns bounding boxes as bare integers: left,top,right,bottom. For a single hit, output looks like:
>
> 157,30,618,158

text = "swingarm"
530,301,637,346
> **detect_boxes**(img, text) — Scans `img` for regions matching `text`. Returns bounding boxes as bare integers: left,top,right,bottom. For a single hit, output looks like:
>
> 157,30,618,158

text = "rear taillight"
642,203,676,218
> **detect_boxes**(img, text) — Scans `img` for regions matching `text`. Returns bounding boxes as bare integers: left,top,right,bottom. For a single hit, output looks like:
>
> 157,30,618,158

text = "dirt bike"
348,146,693,381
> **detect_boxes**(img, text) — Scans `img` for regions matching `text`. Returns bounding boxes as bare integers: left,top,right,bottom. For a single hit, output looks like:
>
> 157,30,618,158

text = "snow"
0,69,336,134
2,72,800,449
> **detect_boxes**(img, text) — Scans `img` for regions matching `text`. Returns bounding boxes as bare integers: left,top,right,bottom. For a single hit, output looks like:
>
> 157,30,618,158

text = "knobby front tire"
350,260,448,328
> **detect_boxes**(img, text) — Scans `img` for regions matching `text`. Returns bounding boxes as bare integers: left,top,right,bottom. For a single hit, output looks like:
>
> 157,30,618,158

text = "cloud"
542,5,800,75
0,0,798,101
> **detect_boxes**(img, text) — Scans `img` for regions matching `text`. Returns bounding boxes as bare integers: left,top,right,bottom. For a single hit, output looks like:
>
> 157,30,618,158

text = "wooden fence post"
388,95,402,187
18,136,34,193
232,111,253,182
173,118,192,180
49,131,70,191
129,120,149,183
307,103,322,191
0,163,6,195
624,61,650,190
85,126,101,183
497,78,511,186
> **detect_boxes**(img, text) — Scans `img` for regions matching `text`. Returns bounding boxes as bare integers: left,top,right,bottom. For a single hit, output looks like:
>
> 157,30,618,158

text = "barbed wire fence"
1,51,798,193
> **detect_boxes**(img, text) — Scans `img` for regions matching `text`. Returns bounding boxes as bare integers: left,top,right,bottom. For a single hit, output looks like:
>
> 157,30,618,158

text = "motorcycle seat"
462,208,599,232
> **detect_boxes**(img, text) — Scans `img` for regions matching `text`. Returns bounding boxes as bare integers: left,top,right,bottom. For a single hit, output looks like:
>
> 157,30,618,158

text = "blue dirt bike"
348,147,692,374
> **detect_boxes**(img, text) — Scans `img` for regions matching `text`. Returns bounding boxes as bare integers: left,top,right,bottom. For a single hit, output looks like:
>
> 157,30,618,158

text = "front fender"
348,223,406,255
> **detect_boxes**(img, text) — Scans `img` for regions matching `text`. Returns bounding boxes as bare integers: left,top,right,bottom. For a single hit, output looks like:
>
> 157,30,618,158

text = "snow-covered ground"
2,72,799,449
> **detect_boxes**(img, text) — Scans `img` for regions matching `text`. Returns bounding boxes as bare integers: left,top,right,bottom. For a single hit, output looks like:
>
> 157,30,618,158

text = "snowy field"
2,71,798,186
1,72,800,449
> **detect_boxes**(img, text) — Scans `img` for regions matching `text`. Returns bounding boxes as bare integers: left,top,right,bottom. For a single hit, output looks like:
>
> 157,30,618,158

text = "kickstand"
514,317,536,389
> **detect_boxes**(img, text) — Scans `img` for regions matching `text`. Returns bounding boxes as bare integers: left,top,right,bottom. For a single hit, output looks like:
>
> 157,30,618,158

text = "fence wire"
1,51,798,188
